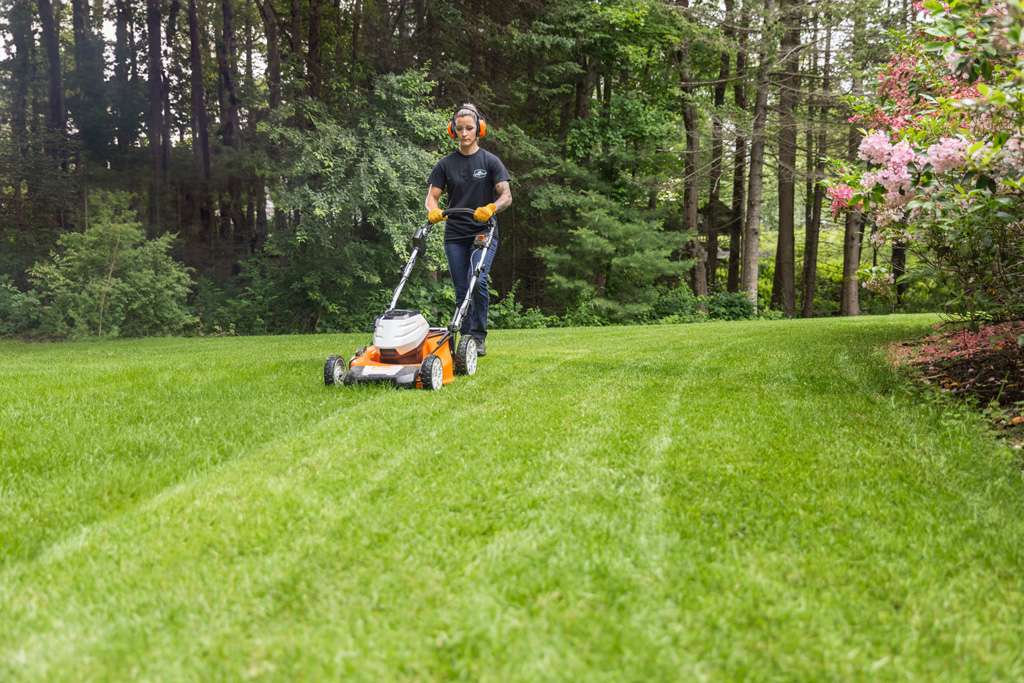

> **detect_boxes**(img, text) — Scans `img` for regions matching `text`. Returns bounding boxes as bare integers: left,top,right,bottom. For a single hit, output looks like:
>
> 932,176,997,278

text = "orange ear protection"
448,105,486,139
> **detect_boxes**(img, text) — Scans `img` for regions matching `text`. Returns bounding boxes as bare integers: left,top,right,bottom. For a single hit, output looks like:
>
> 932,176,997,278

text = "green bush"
645,284,702,323
704,291,756,321
29,191,194,339
489,281,551,330
0,275,42,337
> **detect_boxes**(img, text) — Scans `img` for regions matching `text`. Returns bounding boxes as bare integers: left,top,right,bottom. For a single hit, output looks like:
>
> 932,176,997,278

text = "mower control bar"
388,222,434,312
387,208,495,318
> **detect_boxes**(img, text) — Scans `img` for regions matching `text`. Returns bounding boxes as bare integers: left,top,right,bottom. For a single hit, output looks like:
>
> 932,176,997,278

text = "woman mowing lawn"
425,103,512,357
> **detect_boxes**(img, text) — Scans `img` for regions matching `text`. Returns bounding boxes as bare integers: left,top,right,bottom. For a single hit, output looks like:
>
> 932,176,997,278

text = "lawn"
2,316,1023,681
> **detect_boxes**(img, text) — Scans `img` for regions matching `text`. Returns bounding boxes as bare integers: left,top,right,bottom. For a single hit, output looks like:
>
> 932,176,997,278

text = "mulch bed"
890,321,1024,444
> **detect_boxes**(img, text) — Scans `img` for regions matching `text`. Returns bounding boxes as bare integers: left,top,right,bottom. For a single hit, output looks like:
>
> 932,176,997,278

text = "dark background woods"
0,0,923,336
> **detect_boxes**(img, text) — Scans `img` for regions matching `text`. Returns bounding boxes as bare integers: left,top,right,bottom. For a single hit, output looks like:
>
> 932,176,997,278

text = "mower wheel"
420,354,444,390
324,355,348,386
454,336,478,376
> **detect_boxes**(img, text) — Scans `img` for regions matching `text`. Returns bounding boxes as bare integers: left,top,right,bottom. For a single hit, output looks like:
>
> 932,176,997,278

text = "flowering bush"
828,0,1024,324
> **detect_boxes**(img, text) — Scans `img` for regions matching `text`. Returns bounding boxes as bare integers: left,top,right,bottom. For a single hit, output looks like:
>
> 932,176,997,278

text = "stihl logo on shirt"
473,169,487,178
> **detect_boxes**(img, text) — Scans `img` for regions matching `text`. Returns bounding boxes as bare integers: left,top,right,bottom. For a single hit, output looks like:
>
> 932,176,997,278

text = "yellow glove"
428,208,444,224
474,203,497,222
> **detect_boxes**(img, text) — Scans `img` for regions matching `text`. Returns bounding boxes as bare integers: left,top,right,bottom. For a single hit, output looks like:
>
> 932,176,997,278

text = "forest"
0,0,995,337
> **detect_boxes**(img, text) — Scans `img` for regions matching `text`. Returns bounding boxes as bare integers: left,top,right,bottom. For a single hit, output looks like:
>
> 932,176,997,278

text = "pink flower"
888,141,918,170
924,137,967,173
858,131,892,165
827,183,857,217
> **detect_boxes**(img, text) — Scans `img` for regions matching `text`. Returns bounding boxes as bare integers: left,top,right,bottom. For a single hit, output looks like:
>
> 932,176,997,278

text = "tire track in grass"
0,328,615,679
0,334,415,568
400,330,714,680
1,327,691,679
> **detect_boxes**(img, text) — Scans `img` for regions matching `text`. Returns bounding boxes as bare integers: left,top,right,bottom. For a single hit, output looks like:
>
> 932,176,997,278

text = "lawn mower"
323,208,495,390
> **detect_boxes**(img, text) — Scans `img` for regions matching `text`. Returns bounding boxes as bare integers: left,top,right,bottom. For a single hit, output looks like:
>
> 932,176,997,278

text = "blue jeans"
445,234,498,340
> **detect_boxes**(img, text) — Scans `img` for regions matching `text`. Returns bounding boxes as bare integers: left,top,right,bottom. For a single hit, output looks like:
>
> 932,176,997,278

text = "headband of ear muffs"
447,106,487,139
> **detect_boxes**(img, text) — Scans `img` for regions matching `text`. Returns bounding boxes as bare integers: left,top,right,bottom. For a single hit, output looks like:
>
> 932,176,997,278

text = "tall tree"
801,21,830,318
741,0,775,311
840,12,866,317
727,0,748,294
38,0,66,144
707,0,732,292
147,0,167,207
188,0,212,182
770,0,800,316
677,0,706,298
255,0,283,109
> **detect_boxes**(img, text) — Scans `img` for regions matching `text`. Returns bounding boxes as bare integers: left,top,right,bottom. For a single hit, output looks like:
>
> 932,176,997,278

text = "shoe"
475,337,486,356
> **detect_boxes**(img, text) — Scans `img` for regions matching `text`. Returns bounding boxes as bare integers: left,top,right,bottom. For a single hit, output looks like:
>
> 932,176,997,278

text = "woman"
425,104,512,356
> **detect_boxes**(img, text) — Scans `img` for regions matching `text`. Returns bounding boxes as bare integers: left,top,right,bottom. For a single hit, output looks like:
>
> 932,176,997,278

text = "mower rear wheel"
454,336,478,376
324,355,348,386
420,354,444,390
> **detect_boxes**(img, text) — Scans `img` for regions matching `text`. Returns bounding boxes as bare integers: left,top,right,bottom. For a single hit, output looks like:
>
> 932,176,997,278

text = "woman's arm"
425,184,444,211
493,181,512,212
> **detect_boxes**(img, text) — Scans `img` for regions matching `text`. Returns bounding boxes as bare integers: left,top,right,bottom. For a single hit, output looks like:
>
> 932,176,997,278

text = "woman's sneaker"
475,337,486,356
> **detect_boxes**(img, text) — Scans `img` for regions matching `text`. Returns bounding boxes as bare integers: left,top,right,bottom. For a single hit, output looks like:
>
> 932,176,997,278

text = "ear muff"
449,106,487,139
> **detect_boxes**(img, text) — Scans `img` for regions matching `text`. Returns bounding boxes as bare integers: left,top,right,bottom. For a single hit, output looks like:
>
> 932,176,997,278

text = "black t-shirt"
427,148,510,243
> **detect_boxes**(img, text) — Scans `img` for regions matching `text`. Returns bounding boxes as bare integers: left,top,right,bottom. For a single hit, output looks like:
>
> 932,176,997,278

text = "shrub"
29,191,194,339
0,275,42,337
704,291,756,321
489,281,551,329
647,284,702,322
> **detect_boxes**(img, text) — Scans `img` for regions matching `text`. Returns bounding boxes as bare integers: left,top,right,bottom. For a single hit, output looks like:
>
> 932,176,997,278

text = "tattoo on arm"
493,181,512,212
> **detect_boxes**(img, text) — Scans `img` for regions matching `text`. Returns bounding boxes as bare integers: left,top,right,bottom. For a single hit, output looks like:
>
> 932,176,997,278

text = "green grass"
2,316,1023,681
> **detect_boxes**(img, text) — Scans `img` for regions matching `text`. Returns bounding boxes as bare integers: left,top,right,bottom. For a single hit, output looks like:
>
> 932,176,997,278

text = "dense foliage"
0,0,927,338
830,0,1024,324
27,192,194,339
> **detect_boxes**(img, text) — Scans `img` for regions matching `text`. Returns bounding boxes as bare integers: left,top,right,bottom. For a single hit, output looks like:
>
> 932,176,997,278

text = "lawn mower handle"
442,207,498,225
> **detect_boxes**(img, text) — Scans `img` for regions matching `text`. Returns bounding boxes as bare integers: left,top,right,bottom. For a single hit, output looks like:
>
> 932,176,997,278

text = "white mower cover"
373,311,430,355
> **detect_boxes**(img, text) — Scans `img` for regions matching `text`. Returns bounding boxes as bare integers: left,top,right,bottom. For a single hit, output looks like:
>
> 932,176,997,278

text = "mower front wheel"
454,336,478,376
420,354,444,390
324,355,348,386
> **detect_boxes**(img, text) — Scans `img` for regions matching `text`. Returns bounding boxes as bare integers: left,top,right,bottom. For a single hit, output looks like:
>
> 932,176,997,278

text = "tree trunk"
575,57,599,121
308,0,323,98
708,0,732,292
841,207,864,316
770,0,800,316
146,0,165,223
38,0,66,142
741,0,775,313
727,2,748,294
291,0,303,67
677,0,706,298
801,23,830,318
352,0,361,63
10,0,32,144
188,0,212,181
892,241,907,305
255,0,283,109
218,0,240,148
113,0,134,163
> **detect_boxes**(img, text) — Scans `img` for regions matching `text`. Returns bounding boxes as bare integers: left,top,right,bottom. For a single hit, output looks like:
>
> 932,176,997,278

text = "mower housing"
373,310,429,355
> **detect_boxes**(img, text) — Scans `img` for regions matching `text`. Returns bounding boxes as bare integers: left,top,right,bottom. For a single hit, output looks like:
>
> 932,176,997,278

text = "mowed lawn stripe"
2,316,1023,681
2,326,687,679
